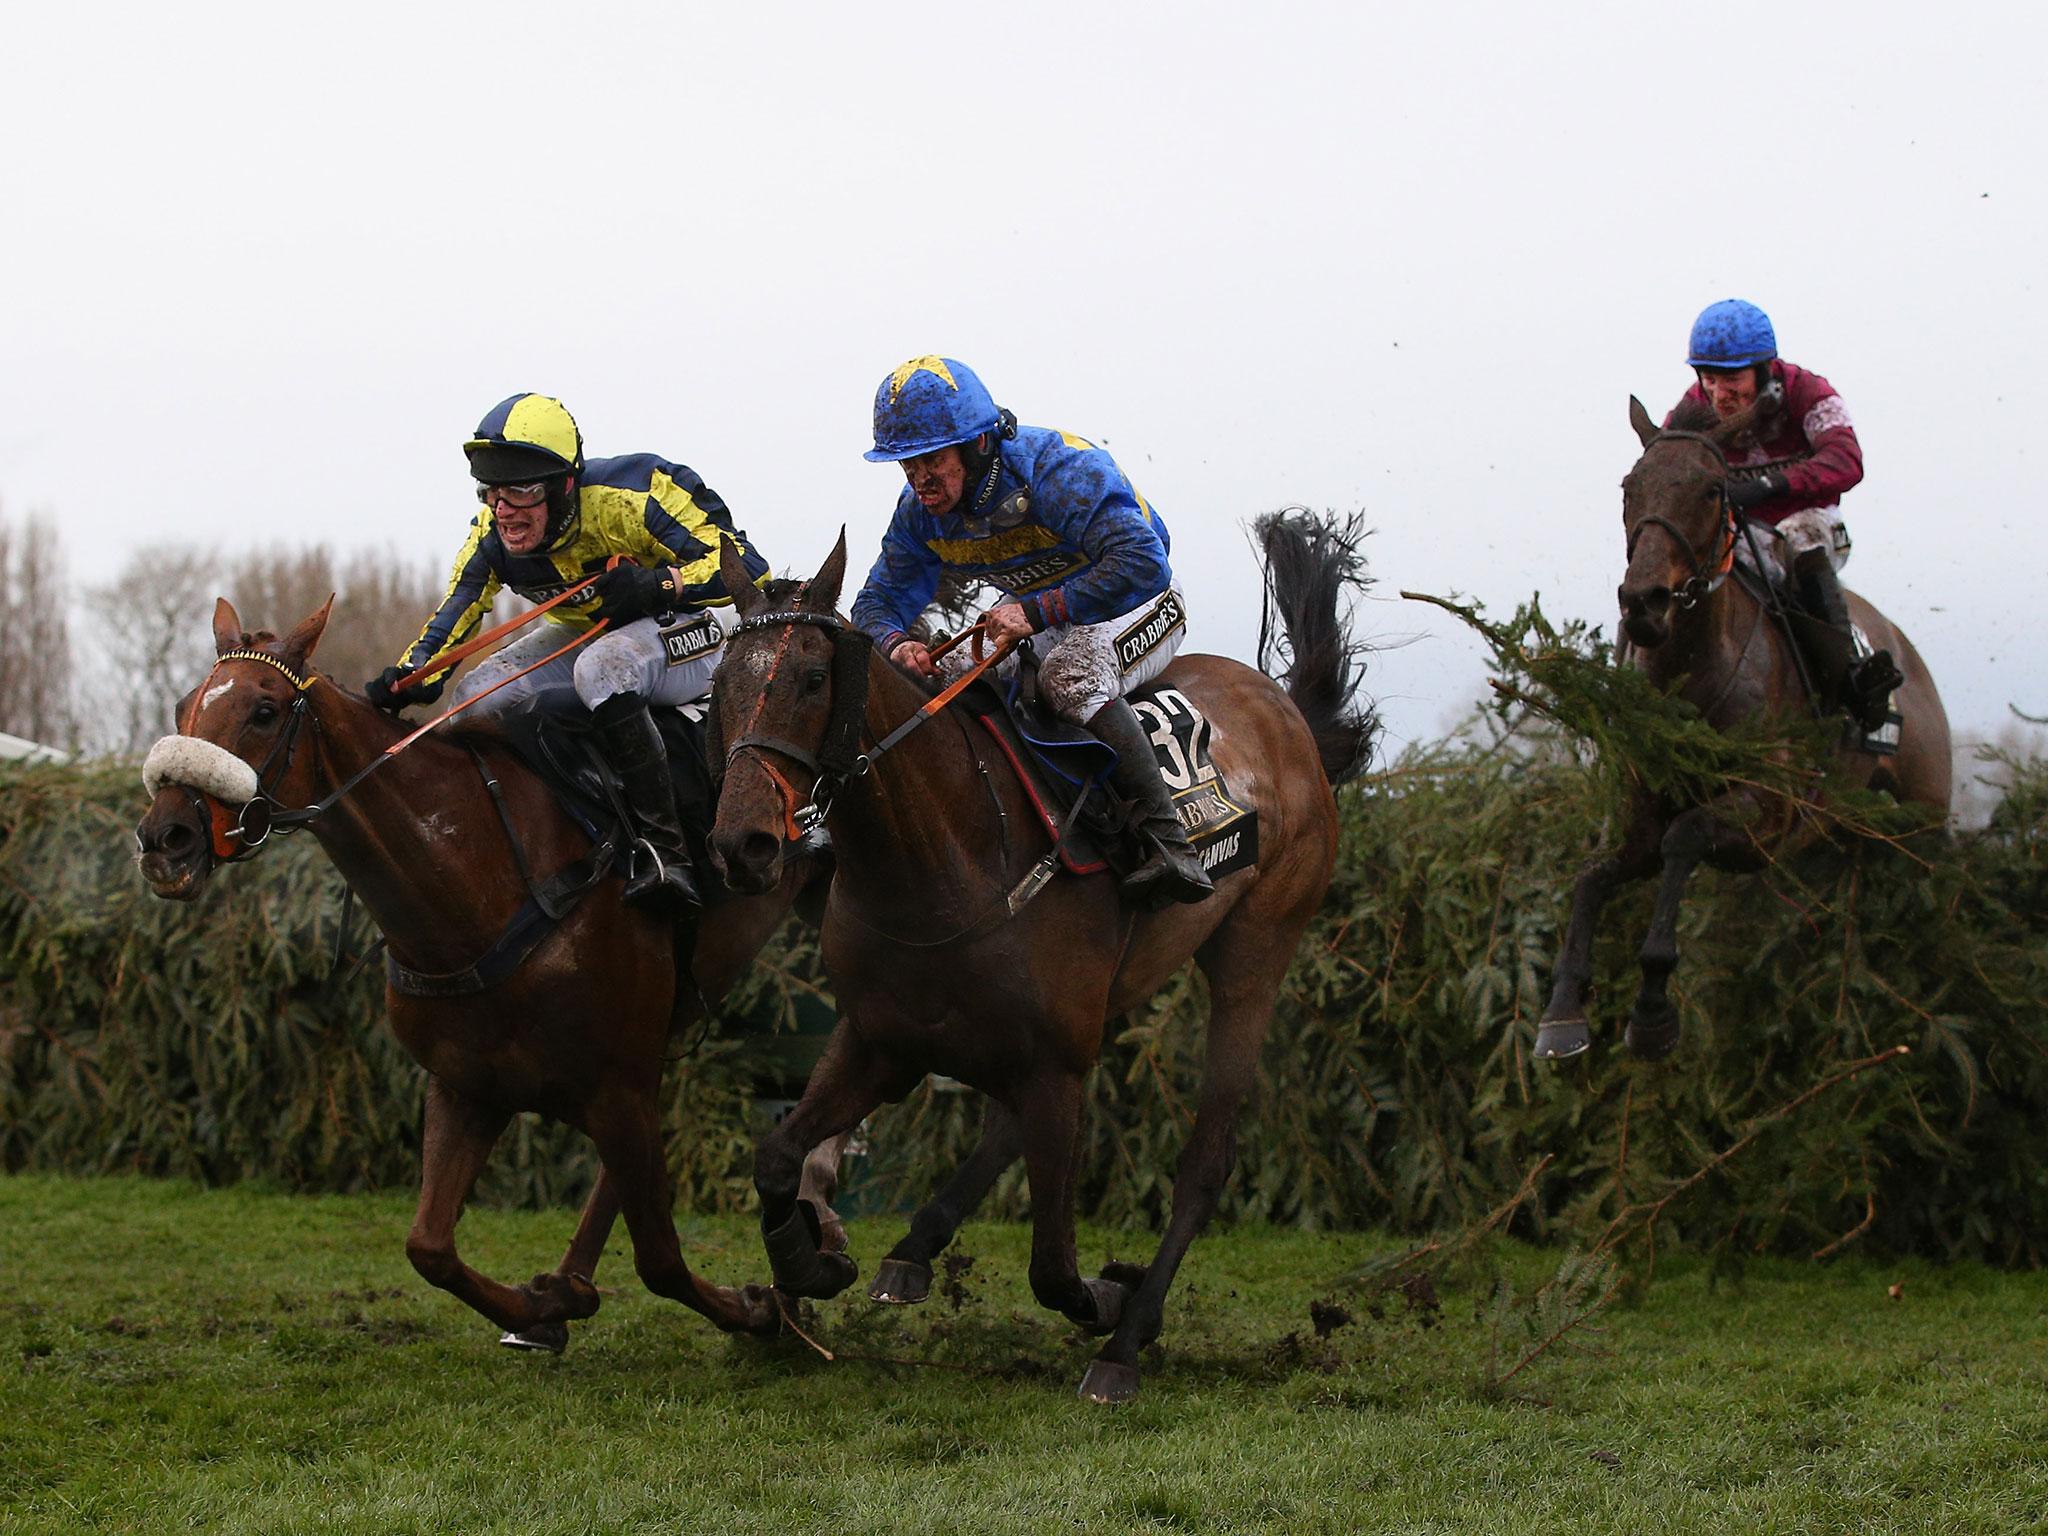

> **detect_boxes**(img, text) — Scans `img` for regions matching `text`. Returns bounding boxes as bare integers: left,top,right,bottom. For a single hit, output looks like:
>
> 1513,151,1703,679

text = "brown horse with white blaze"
707,515,1375,1403
134,596,829,1346
1532,395,1952,1062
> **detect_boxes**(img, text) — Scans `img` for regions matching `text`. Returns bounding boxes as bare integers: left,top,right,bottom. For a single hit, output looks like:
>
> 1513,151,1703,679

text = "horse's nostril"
741,831,779,871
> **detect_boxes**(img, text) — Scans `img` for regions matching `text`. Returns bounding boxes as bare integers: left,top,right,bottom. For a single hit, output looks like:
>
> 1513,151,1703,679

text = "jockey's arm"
1781,400,1863,503
851,513,942,657
635,465,769,608
397,515,501,677
1018,480,1170,632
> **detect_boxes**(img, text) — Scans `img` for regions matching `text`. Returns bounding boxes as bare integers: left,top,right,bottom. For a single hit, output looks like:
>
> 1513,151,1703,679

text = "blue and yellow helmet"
464,393,584,483
865,356,1002,462
1686,300,1777,369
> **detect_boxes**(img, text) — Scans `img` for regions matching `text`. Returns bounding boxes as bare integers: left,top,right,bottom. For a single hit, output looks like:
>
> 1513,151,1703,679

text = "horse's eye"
250,701,279,726
801,668,829,695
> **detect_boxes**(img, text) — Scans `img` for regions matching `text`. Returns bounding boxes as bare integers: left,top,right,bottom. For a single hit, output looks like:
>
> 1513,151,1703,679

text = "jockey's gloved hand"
1726,468,1788,512
365,665,444,714
590,563,674,625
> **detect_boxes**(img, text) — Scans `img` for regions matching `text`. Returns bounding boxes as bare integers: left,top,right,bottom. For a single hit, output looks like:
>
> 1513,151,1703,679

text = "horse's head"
706,532,864,894
134,596,332,900
1616,391,1772,649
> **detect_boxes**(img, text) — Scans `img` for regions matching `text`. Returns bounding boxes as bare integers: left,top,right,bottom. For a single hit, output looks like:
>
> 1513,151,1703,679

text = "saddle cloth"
964,671,1259,885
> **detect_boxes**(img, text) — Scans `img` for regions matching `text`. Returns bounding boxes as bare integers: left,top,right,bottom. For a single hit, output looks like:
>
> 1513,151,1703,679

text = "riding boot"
1793,549,1903,732
1087,698,1214,908
592,693,701,913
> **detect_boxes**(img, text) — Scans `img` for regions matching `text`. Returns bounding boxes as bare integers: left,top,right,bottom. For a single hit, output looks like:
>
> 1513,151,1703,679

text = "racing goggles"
475,480,551,510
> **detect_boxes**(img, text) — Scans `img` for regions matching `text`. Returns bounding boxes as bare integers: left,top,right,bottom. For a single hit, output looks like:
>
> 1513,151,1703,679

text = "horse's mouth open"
135,805,212,901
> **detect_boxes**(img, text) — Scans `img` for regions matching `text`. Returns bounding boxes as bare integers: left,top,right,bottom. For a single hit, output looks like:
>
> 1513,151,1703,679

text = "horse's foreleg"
500,1168,623,1354
870,1098,1023,1305
586,1093,780,1336
1628,805,1750,1061
755,1021,908,1300
406,1080,599,1339
1535,809,1663,1060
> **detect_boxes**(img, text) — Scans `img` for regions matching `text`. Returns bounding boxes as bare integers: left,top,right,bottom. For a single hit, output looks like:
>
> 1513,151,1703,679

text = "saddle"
960,656,1258,890
484,697,725,898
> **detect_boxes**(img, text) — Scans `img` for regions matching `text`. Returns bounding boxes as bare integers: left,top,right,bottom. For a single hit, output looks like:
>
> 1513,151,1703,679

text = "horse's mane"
1664,398,1720,434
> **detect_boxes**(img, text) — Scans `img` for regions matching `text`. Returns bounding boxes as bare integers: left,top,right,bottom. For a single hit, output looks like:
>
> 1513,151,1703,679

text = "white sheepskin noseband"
142,735,261,804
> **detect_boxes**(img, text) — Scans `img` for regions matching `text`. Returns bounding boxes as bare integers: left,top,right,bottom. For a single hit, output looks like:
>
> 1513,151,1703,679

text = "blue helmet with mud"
865,356,1005,462
1686,300,1778,369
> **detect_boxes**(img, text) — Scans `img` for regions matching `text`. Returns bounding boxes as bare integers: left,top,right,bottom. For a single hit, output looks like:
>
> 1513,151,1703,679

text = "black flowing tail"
1254,509,1378,787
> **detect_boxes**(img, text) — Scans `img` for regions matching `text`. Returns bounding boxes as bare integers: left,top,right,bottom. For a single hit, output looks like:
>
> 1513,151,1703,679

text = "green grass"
0,1175,2043,1534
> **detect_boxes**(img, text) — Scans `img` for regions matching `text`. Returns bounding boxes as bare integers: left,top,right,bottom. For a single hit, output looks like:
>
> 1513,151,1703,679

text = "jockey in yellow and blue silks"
367,392,771,912
850,356,1211,907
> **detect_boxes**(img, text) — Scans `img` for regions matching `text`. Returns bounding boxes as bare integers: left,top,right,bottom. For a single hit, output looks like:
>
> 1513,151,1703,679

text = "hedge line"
4,636,2044,1262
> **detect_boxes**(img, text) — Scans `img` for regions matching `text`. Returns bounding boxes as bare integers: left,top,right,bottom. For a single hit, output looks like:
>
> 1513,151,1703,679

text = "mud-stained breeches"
1737,509,1852,585
938,585,1189,723
451,612,727,715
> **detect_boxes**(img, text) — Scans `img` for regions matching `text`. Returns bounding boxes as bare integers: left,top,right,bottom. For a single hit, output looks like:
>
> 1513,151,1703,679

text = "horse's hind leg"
1536,806,1661,1060
1079,929,1286,1406
871,1098,1022,1305
500,1169,622,1354
406,1079,601,1339
1628,805,1752,1061
585,1090,781,1336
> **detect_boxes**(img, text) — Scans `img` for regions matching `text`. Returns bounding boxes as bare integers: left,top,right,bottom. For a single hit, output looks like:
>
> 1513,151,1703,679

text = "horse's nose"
1619,583,1672,624
138,815,199,862
712,828,783,894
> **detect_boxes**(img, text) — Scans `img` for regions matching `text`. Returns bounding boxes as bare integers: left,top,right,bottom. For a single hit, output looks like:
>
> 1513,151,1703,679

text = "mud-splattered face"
901,446,969,515
1697,366,1760,420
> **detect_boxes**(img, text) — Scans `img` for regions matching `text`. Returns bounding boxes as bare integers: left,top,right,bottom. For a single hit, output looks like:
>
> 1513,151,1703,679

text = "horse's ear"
212,597,245,655
804,528,849,614
281,595,334,671
1628,396,1659,448
720,535,765,616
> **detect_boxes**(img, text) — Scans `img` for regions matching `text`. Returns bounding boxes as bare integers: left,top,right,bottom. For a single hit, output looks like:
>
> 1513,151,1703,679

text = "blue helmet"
865,356,1003,462
1687,300,1777,369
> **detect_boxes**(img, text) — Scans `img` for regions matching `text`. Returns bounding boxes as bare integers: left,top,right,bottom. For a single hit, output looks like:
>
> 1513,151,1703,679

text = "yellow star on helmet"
888,356,957,402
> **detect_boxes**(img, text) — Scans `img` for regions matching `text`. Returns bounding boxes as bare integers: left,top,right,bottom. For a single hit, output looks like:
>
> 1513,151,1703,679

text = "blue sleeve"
1032,454,1171,625
399,518,500,673
850,500,942,644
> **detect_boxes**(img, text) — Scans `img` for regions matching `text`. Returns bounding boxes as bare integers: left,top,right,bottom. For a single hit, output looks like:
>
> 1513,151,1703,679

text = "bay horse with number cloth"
707,513,1375,1403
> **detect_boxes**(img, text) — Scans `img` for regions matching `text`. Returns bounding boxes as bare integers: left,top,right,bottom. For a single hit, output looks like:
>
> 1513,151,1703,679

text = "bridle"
1624,429,1738,611
713,603,1016,840
175,648,321,862
713,606,875,838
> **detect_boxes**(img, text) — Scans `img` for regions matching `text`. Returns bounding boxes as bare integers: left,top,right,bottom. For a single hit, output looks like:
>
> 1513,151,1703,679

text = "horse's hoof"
499,1322,569,1354
1077,1358,1141,1405
1533,1019,1592,1060
869,1259,932,1305
1100,1260,1149,1290
1625,1000,1681,1061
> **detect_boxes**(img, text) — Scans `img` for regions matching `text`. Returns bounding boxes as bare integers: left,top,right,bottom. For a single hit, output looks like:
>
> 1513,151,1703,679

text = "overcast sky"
3,1,2042,760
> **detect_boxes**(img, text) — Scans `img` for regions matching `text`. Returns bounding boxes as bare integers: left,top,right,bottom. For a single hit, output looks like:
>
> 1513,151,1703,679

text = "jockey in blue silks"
850,356,1212,906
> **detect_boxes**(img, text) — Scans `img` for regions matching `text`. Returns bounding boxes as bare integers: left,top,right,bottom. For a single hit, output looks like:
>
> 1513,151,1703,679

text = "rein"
1625,429,1738,610
161,614,611,864
719,606,1017,835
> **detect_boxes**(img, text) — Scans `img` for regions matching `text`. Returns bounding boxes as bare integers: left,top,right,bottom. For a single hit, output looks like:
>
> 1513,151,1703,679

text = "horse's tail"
1254,509,1378,787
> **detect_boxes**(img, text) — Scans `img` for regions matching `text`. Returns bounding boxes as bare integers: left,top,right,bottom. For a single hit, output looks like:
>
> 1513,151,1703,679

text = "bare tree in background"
0,507,78,749
83,543,449,756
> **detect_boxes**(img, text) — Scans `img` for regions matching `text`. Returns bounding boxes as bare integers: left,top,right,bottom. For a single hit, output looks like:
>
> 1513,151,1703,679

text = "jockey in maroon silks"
1667,299,1904,729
